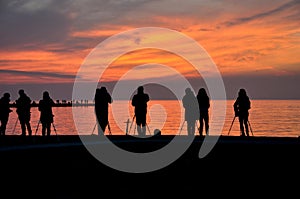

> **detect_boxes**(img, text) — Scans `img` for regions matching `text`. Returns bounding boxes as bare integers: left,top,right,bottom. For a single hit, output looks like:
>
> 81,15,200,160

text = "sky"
0,0,299,100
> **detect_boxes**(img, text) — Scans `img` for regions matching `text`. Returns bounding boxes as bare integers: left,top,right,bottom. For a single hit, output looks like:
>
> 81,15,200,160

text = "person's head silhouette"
137,86,144,94
185,88,192,95
3,93,10,99
95,88,101,95
238,88,247,97
198,88,207,96
100,87,107,93
18,89,25,96
43,91,50,99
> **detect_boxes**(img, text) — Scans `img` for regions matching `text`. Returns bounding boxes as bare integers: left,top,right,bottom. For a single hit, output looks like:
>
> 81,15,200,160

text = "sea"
5,100,300,138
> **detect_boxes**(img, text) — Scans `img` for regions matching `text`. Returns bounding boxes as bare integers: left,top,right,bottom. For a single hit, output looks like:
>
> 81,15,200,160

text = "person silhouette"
16,89,32,136
94,87,112,135
197,88,210,136
38,91,55,136
182,88,199,136
131,86,150,136
234,88,251,136
0,93,13,136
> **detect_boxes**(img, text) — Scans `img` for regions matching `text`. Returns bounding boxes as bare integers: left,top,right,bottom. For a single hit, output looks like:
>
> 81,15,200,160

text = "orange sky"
0,0,299,99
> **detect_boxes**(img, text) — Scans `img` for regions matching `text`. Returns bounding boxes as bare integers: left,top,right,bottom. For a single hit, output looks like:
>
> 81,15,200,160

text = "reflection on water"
5,100,300,137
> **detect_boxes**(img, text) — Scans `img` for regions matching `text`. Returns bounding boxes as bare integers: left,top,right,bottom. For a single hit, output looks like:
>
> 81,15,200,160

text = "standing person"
0,93,13,136
182,88,199,136
94,87,112,135
197,88,210,136
234,88,251,136
38,91,55,136
131,86,150,136
16,89,32,136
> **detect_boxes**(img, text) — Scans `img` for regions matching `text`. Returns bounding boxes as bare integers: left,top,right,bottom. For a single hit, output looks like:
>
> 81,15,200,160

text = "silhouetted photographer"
234,88,251,136
16,89,32,136
0,93,12,136
94,87,112,135
182,88,199,136
197,88,210,136
131,86,150,136
38,91,55,136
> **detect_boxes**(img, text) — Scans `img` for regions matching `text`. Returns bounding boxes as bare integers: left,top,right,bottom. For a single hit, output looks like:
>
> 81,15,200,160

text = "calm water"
5,100,300,137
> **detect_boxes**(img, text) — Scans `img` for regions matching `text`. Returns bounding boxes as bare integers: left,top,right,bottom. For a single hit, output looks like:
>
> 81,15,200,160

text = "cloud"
0,69,77,79
221,0,300,27
199,28,214,32
0,0,72,48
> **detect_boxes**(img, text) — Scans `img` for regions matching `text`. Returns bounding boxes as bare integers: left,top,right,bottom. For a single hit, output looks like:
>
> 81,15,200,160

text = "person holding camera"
38,91,55,136
131,86,150,136
94,87,112,135
16,89,32,136
233,88,251,136
0,92,13,136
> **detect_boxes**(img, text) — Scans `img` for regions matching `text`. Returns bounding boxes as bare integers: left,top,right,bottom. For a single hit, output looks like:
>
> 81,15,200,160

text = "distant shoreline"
9,102,94,108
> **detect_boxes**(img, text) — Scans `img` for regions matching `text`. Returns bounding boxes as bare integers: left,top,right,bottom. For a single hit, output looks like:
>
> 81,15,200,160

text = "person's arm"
28,96,32,104
131,95,136,106
207,97,210,109
108,93,112,104
51,99,55,107
38,100,42,112
182,96,187,108
248,98,251,110
233,99,239,116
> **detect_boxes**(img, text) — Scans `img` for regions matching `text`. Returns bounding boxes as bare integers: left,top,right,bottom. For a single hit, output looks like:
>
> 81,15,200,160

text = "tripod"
34,120,41,136
124,119,130,135
128,115,136,135
228,116,254,136
179,120,198,135
34,120,59,141
128,114,150,135
12,117,19,135
107,121,112,135
227,116,236,135
146,123,151,135
91,121,112,135
179,120,185,135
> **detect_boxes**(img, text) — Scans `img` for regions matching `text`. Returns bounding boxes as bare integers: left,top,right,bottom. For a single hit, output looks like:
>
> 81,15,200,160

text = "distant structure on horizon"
9,99,95,107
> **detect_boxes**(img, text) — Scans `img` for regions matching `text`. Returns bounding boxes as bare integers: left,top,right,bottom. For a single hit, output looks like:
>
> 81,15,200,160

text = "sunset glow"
1,0,299,99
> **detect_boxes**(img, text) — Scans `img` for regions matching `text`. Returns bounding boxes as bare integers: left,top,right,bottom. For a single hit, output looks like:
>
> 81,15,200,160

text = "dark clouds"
221,0,300,27
1,0,299,51
0,69,77,79
0,0,72,48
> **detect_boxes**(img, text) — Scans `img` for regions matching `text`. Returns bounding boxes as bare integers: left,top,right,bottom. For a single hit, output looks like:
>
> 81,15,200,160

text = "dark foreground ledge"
0,135,299,198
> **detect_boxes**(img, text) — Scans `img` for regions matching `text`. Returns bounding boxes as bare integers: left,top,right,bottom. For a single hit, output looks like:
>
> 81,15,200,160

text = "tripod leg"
248,121,254,136
91,122,97,135
146,123,151,135
128,115,135,135
12,117,19,135
107,121,112,135
35,120,40,136
179,120,185,135
227,116,236,136
125,119,129,135
52,123,60,142
133,123,136,135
